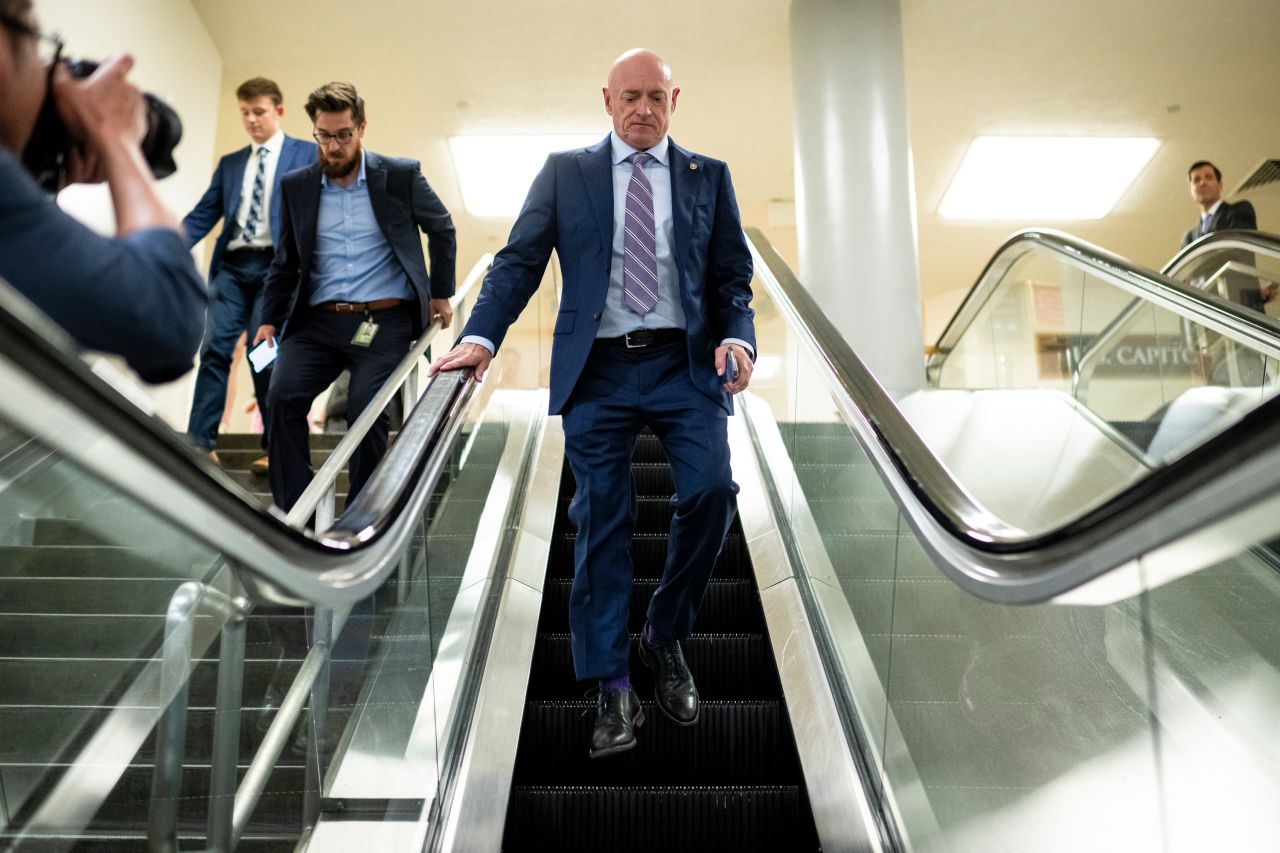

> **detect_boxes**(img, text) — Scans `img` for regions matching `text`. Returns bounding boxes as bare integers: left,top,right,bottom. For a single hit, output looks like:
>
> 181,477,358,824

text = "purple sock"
601,675,631,692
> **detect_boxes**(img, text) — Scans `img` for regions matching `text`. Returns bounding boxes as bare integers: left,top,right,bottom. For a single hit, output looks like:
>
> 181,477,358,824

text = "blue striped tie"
242,147,268,240
622,152,658,316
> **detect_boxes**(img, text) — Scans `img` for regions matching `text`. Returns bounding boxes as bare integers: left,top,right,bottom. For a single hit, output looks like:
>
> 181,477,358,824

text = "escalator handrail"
929,228,1280,372
0,266,481,608
746,227,1280,602
1072,229,1280,385
1165,227,1280,273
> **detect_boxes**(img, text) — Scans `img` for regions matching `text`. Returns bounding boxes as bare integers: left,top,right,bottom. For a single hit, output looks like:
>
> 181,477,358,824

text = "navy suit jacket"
1182,198,1258,247
462,135,755,415
181,134,318,277
261,150,457,338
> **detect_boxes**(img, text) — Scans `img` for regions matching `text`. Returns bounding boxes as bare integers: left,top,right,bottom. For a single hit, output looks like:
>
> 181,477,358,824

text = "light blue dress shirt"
308,150,413,307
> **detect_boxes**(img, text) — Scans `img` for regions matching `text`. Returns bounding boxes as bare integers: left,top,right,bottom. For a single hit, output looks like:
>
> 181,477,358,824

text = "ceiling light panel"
939,136,1161,220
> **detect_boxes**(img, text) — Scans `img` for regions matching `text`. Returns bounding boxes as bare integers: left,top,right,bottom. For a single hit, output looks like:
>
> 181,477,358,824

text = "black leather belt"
316,298,404,313
598,328,685,349
224,246,274,257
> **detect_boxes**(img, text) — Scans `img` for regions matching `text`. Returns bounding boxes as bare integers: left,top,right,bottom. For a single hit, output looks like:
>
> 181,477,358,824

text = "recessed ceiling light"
939,136,1161,220
449,134,602,217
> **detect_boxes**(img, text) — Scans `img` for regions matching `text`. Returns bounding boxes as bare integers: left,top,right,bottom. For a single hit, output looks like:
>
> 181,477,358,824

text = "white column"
790,0,924,394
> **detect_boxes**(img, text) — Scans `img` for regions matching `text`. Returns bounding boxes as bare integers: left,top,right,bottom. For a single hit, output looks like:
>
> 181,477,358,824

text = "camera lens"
20,58,183,192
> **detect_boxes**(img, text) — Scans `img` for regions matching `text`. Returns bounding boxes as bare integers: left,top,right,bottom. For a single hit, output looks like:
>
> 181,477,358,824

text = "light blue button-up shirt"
308,150,413,307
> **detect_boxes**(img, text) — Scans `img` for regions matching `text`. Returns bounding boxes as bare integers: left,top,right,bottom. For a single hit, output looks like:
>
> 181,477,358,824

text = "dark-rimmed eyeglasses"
0,11,64,65
313,128,357,146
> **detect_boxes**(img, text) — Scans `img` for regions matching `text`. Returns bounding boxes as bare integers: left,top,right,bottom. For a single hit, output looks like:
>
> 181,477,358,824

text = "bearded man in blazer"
182,77,316,469
431,49,755,758
254,81,455,513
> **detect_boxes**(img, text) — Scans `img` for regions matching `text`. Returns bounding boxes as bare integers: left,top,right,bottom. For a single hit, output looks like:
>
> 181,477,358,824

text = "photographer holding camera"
0,0,205,383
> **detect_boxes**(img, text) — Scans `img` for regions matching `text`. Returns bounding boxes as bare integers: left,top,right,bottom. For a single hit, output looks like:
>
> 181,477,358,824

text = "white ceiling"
191,0,1280,340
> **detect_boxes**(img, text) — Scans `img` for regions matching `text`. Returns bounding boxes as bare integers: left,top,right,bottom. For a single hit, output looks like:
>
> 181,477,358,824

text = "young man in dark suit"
253,81,455,513
1183,160,1265,310
430,49,755,758
1183,160,1257,247
182,78,316,469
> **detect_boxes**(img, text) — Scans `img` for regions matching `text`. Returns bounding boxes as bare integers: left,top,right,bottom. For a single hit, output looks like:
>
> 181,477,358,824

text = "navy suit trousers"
266,306,413,513
186,250,273,451
561,337,738,681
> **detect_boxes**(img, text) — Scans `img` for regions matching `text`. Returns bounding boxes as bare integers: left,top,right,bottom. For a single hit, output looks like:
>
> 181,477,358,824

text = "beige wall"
38,0,222,428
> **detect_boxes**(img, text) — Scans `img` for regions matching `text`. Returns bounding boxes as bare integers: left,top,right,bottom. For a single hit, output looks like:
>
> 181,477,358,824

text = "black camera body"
22,59,183,193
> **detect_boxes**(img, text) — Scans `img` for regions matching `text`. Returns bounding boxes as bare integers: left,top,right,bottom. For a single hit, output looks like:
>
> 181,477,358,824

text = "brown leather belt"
598,328,685,349
316,298,403,314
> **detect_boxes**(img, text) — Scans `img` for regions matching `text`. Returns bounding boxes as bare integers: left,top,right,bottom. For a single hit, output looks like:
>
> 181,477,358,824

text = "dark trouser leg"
344,307,414,503
642,344,737,644
265,318,345,512
561,346,642,682
187,266,255,451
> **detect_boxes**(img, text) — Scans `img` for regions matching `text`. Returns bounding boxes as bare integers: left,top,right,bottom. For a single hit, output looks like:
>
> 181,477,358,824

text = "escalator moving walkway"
503,433,819,851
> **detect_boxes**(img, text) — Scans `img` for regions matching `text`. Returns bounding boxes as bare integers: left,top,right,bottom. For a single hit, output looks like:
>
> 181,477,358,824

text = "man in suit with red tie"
182,78,316,470
430,49,755,758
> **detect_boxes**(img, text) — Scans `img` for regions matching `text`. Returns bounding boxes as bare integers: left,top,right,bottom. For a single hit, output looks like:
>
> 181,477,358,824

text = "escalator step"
529,634,779,700
559,464,675,498
538,580,762,634
512,700,799,785
556,497,689,535
504,785,817,852
548,533,747,580
631,435,670,465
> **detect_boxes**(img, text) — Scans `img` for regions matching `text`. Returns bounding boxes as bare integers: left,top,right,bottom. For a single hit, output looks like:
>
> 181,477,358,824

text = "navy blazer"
261,150,457,338
1182,198,1258,247
181,134,318,277
462,135,755,415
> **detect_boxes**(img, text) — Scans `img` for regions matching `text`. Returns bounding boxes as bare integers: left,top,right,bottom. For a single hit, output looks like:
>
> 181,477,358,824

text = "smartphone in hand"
726,349,739,383
248,337,278,373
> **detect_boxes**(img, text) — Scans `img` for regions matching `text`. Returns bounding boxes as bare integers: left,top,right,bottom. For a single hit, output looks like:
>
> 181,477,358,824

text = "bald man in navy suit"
431,49,755,758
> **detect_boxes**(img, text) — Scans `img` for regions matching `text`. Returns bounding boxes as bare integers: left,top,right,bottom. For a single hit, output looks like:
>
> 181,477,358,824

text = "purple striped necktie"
622,152,658,316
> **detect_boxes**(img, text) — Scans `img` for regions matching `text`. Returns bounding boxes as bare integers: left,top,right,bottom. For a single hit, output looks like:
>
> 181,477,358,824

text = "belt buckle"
335,302,356,313
624,331,647,349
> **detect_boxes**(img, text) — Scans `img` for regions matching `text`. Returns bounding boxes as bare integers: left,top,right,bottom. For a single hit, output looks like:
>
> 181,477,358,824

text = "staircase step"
529,634,779,700
0,836,297,852
539,580,762,634
548,533,748,580
0,546,211,579
0,578,186,615
0,657,368,711
29,520,116,547
0,705,352,764
93,763,307,832
504,785,818,852
512,700,800,785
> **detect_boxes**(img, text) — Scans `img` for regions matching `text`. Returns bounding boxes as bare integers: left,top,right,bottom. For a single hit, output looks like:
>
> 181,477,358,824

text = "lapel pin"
689,163,698,170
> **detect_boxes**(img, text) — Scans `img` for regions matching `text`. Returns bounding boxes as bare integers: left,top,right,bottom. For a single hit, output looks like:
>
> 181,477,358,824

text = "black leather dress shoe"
590,686,646,758
638,630,700,726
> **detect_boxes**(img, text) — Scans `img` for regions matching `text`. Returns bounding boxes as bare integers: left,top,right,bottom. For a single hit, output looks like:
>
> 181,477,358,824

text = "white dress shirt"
226,129,284,250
